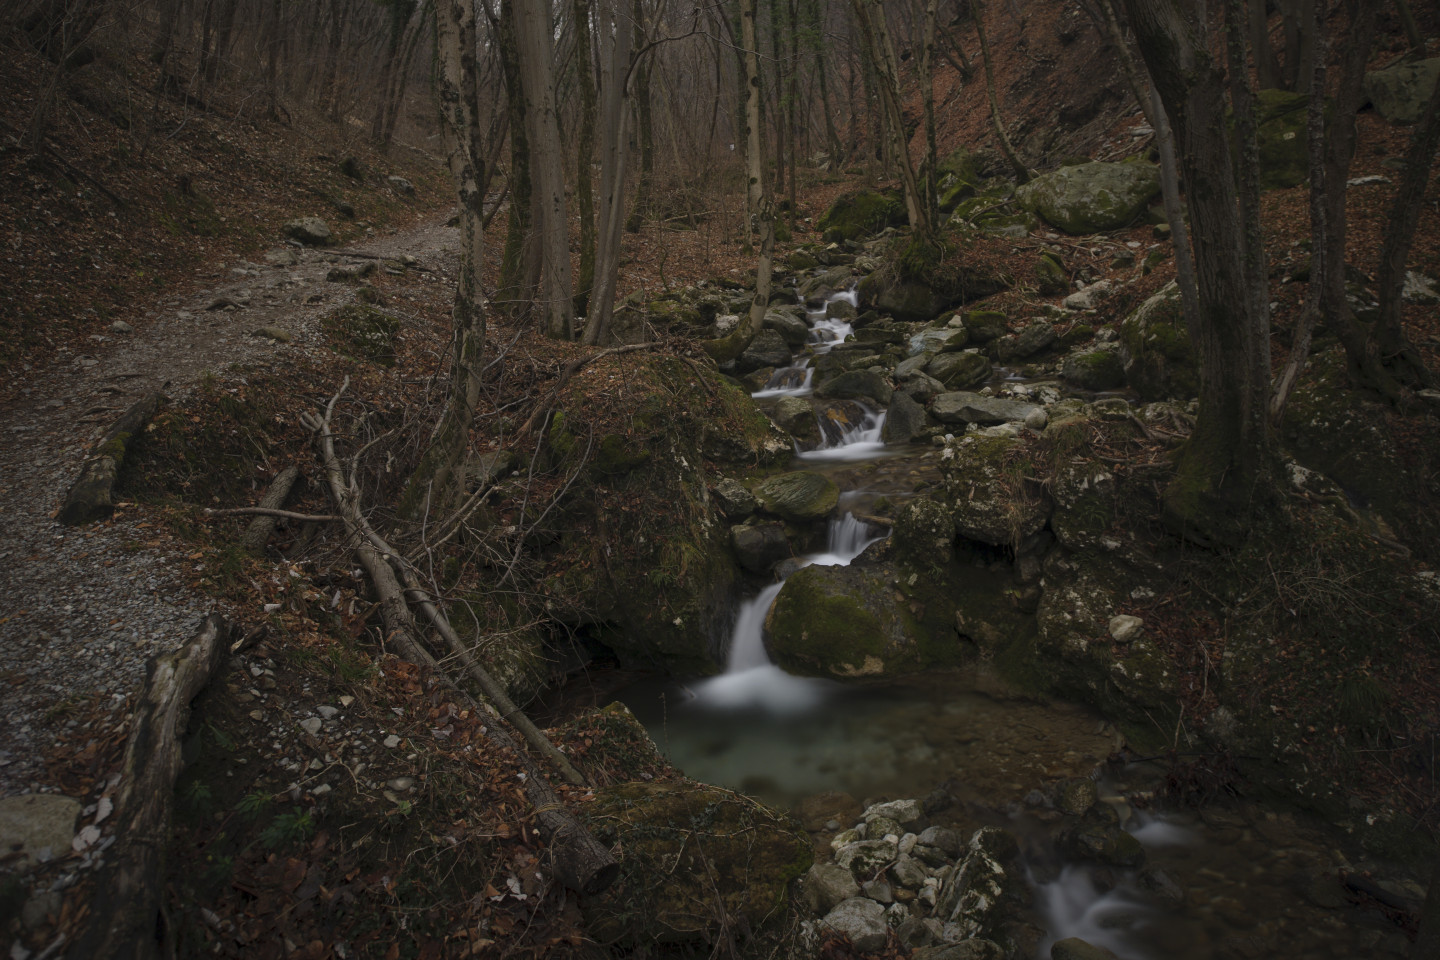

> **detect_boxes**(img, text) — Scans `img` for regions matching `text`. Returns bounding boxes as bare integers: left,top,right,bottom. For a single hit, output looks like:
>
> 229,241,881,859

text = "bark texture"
58,392,164,526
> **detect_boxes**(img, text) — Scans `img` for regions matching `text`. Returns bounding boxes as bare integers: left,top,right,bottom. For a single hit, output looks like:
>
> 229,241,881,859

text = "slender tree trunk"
851,0,931,238
1227,0,1270,373
786,0,799,227
496,1,537,319
582,0,634,345
972,0,1030,183
770,0,786,199
809,0,843,167
627,0,654,233
515,0,576,338
917,0,939,228
1394,0,1424,54
1250,0,1281,89
572,0,597,317
1123,0,1277,541
400,0,488,520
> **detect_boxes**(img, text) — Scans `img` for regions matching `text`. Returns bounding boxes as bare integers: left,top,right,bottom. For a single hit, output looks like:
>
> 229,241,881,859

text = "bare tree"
581,0,634,344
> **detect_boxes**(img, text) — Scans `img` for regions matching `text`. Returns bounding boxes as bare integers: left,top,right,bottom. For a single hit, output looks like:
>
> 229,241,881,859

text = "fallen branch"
205,507,338,523
240,465,302,553
302,378,617,895
66,615,238,960
58,392,165,526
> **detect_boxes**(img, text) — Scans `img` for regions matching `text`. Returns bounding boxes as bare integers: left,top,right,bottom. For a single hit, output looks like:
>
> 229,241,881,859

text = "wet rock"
1061,348,1125,391
902,372,948,403
897,353,931,378
936,827,1027,940
764,307,810,346
283,216,332,245
752,470,838,522
1056,778,1098,816
882,391,928,445
713,477,758,519
1015,161,1160,234
932,393,1040,426
773,396,818,442
1363,57,1440,124
991,322,1057,363
816,399,870,445
1051,938,1121,960
734,328,793,375
0,794,81,872
1137,865,1186,910
803,862,861,915
730,522,791,573
582,780,811,942
826,298,858,320
1058,811,1145,868
918,826,966,858
821,898,889,953
927,351,992,390
914,325,970,354
817,369,893,406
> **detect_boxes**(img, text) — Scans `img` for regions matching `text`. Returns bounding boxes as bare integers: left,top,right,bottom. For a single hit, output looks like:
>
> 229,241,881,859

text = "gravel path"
0,216,459,797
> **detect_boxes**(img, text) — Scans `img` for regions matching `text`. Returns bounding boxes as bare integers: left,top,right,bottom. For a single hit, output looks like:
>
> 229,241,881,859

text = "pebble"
317,705,339,720
383,735,401,749
299,718,323,736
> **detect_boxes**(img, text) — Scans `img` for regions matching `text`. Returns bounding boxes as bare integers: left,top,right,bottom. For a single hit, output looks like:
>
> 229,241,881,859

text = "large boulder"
752,471,839,522
283,216,332,245
733,328,793,375
816,369,893,406
1118,281,1197,400
821,898,889,953
803,863,861,915
931,393,1040,427
1363,57,1440,124
935,827,1029,941
582,780,811,943
912,325,970,354
730,522,791,573
773,395,818,443
991,321,1058,363
961,310,1010,343
1015,161,1160,234
926,351,992,390
818,188,907,242
857,273,951,323
1061,348,1126,391
882,390,929,445
936,434,1049,546
764,307,811,346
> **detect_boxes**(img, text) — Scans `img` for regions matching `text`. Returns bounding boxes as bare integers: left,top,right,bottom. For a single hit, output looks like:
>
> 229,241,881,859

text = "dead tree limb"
239,464,301,553
58,392,165,526
205,506,339,523
66,615,238,960
301,378,617,895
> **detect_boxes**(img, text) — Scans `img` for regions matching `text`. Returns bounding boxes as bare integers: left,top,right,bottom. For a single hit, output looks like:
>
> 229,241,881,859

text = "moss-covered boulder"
926,351,992,390
816,369,893,406
752,470,839,522
1049,457,1121,554
1015,161,1160,234
1036,251,1069,295
1252,88,1309,190
962,310,1010,343
818,188,907,242
1061,348,1125,391
1363,57,1440,124
1118,281,1197,400
938,434,1049,546
991,321,1058,363
582,781,811,944
856,272,950,323
322,304,400,366
733,328,793,374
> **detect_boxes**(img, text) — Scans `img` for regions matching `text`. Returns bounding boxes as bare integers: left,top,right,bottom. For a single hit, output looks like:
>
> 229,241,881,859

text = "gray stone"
901,372,947,402
915,326,970,354
1056,778,1098,816
926,351,992,390
867,816,904,841
1137,866,1185,910
821,898,889,953
734,328,793,374
300,717,323,736
826,298,858,320
1015,161,1161,234
866,798,925,826
730,522,791,574
714,477,757,518
897,916,937,948
882,391,928,445
752,471,839,522
110,320,133,334
992,322,1057,362
861,878,895,903
1063,280,1114,311
834,839,898,880
932,392,1040,426
1051,938,1121,960
917,825,965,858
1363,57,1440,124
936,827,1023,939
1024,407,1049,431
0,794,81,872
817,369,893,406
387,175,416,195
283,217,332,245
961,310,1009,343
803,862,861,915
890,854,931,889
896,353,931,379
1108,614,1144,643
764,307,811,346
1058,817,1146,868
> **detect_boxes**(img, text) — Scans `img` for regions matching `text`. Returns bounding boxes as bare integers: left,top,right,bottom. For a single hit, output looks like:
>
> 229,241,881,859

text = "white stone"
864,798,924,825
316,706,339,720
383,734,401,749
1108,615,1144,644
821,898,888,953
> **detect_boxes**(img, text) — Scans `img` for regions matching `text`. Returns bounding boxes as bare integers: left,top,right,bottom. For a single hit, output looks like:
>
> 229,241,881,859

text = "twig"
204,507,339,522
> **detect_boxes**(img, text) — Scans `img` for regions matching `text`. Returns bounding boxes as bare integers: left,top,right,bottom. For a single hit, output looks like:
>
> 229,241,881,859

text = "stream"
609,288,1418,959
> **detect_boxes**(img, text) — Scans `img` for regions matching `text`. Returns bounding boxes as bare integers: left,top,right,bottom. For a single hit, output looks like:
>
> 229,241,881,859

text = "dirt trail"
0,215,460,796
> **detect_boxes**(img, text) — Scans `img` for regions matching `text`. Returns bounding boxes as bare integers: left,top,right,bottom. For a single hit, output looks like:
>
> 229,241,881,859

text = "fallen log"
66,615,238,960
57,392,164,525
302,379,618,896
240,464,301,554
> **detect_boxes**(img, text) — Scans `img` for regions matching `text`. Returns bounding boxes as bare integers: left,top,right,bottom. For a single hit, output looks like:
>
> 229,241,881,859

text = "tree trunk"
1227,0,1271,365
627,0,654,233
1250,0,1281,89
1416,852,1440,960
1123,0,1277,541
972,0,1031,184
786,0,799,228
66,616,238,960
917,0,940,229
399,0,488,520
1394,0,1424,55
515,0,576,338
581,0,634,345
701,0,774,364
572,0,598,317
496,0,538,319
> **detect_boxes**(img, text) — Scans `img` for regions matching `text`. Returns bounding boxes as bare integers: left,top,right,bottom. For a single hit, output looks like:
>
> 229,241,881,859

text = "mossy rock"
818,188,907,242
592,434,651,477
321,304,400,366
1252,88,1309,190
1061,348,1125,391
1118,281,1197,401
646,298,705,329
961,310,1009,343
788,248,821,271
926,350,992,390
582,780,811,944
1015,161,1160,234
938,434,1049,546
1036,252,1068,295
856,272,950,323
751,470,839,522
1363,57,1440,124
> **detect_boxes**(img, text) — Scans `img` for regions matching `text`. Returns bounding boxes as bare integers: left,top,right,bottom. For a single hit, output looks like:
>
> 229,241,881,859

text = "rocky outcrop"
1363,57,1440,124
1015,162,1160,234
927,352,992,390
932,393,1041,429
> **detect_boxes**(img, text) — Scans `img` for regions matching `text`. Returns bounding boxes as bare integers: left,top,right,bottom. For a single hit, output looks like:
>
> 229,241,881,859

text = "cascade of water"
1034,866,1152,960
798,400,886,462
747,287,858,399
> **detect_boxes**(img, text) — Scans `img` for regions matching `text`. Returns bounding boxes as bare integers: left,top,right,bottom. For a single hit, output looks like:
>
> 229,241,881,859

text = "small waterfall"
692,509,883,712
748,287,858,399
799,400,886,462
1034,867,1152,960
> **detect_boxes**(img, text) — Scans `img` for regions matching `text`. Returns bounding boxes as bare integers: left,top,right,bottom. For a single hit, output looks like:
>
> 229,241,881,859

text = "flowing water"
609,287,1419,958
